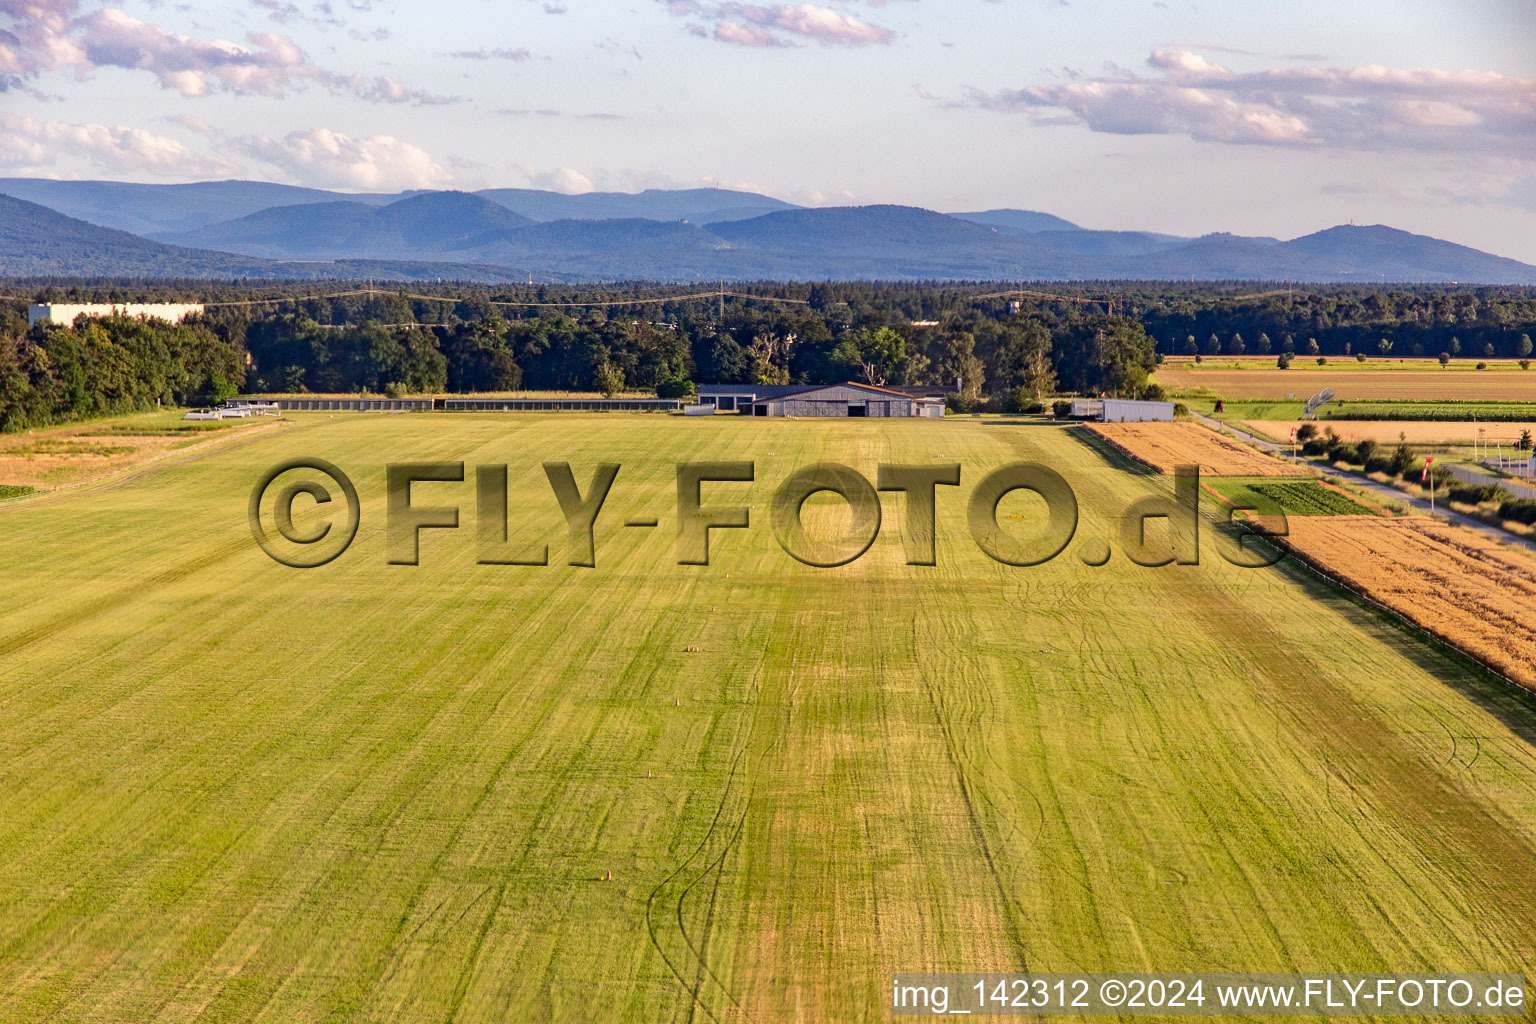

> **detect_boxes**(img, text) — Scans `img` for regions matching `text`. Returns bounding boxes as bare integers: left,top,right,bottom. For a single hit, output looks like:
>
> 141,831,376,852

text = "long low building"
746,382,945,418
439,397,683,412
698,382,953,412
28,302,205,327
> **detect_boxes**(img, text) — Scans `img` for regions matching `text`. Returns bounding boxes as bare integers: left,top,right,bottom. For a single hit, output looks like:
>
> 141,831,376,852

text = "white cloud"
961,50,1536,155
665,2,894,47
513,163,594,193
238,128,453,189
0,0,448,102
0,110,237,175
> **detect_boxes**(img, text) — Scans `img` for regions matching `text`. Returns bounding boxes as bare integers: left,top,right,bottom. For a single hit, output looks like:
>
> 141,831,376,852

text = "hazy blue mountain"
0,194,531,281
950,209,1081,233
0,192,292,277
1106,233,1314,279
4,180,1535,283
1026,230,1192,257
0,178,400,236
158,192,535,259
707,205,1018,253
1277,225,1536,284
474,187,798,223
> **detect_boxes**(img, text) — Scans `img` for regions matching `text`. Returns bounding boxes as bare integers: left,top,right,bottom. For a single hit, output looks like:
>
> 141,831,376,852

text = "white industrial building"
27,303,206,328
1101,398,1175,422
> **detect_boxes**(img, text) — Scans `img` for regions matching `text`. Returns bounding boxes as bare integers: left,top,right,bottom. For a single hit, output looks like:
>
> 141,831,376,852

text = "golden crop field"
1084,421,1297,475
1283,515,1536,693
1157,367,1536,400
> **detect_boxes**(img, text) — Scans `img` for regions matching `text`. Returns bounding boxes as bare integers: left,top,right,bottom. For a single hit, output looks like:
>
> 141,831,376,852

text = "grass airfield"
1,413,1535,1022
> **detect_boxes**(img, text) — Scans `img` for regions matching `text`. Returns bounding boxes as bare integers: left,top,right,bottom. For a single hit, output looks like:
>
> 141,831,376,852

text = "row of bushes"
950,388,1047,414
1323,409,1536,422
1501,499,1536,524
1447,483,1506,505
1301,432,1421,476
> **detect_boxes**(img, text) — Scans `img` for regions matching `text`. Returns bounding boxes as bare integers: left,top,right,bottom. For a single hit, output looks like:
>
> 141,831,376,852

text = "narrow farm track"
1,414,1535,1022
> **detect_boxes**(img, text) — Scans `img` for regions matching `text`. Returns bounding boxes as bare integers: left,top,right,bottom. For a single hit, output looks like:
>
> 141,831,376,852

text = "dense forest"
3,280,1535,431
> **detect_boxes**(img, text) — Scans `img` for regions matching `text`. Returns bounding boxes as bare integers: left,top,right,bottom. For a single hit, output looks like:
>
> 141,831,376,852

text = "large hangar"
745,382,945,418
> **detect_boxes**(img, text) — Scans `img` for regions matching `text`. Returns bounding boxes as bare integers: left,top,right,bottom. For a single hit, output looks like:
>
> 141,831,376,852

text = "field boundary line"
1273,537,1536,701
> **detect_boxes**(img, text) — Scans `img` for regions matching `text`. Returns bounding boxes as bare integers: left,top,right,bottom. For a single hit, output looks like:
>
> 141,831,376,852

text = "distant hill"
0,194,529,281
3,178,1535,283
1277,225,1536,285
0,178,399,236
951,209,1080,233
0,192,290,278
1026,230,1192,257
159,192,536,260
704,205,1077,278
474,187,798,223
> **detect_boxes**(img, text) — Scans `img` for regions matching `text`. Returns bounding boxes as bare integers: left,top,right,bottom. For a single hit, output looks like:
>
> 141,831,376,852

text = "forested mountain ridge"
3,178,1536,284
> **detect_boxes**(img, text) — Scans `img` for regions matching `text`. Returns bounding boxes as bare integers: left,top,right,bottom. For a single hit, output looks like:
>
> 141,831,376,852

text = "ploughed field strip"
1,414,1536,1022
1085,420,1295,476
1282,515,1536,695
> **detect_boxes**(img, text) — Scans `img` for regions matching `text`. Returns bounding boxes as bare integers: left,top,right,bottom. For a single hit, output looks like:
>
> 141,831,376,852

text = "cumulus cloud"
0,110,237,175
960,50,1536,154
0,0,448,102
513,163,594,193
237,127,453,189
666,2,894,47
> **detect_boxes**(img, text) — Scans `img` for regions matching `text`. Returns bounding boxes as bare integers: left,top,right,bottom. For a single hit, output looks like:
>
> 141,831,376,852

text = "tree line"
3,280,1535,431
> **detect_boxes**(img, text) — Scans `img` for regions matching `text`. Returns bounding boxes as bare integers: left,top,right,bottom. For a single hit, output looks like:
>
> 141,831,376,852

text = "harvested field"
0,412,278,490
1247,420,1536,447
1158,367,1536,400
1284,516,1536,693
1085,420,1294,475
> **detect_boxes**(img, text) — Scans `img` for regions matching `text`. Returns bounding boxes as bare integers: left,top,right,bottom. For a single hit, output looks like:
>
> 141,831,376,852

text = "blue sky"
3,0,1535,258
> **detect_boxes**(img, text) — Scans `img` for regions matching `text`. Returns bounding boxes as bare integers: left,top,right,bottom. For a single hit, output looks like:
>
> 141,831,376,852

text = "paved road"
1193,412,1536,555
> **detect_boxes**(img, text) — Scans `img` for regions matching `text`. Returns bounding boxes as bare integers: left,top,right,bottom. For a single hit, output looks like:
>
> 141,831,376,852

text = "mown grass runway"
1,414,1535,1022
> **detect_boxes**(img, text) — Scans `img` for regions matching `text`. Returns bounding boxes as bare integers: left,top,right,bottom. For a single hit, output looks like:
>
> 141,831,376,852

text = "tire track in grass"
1174,578,1536,964
909,604,1036,973
646,730,754,1024
643,594,801,1023
430,571,660,1024
15,582,477,1022
138,570,573,1022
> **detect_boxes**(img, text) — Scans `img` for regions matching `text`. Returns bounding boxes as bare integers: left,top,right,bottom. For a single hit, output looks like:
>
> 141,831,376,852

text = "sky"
3,0,1536,259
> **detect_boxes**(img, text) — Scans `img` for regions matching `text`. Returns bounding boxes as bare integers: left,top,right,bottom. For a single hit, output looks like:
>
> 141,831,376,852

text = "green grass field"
1205,478,1378,516
2,413,1535,1022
